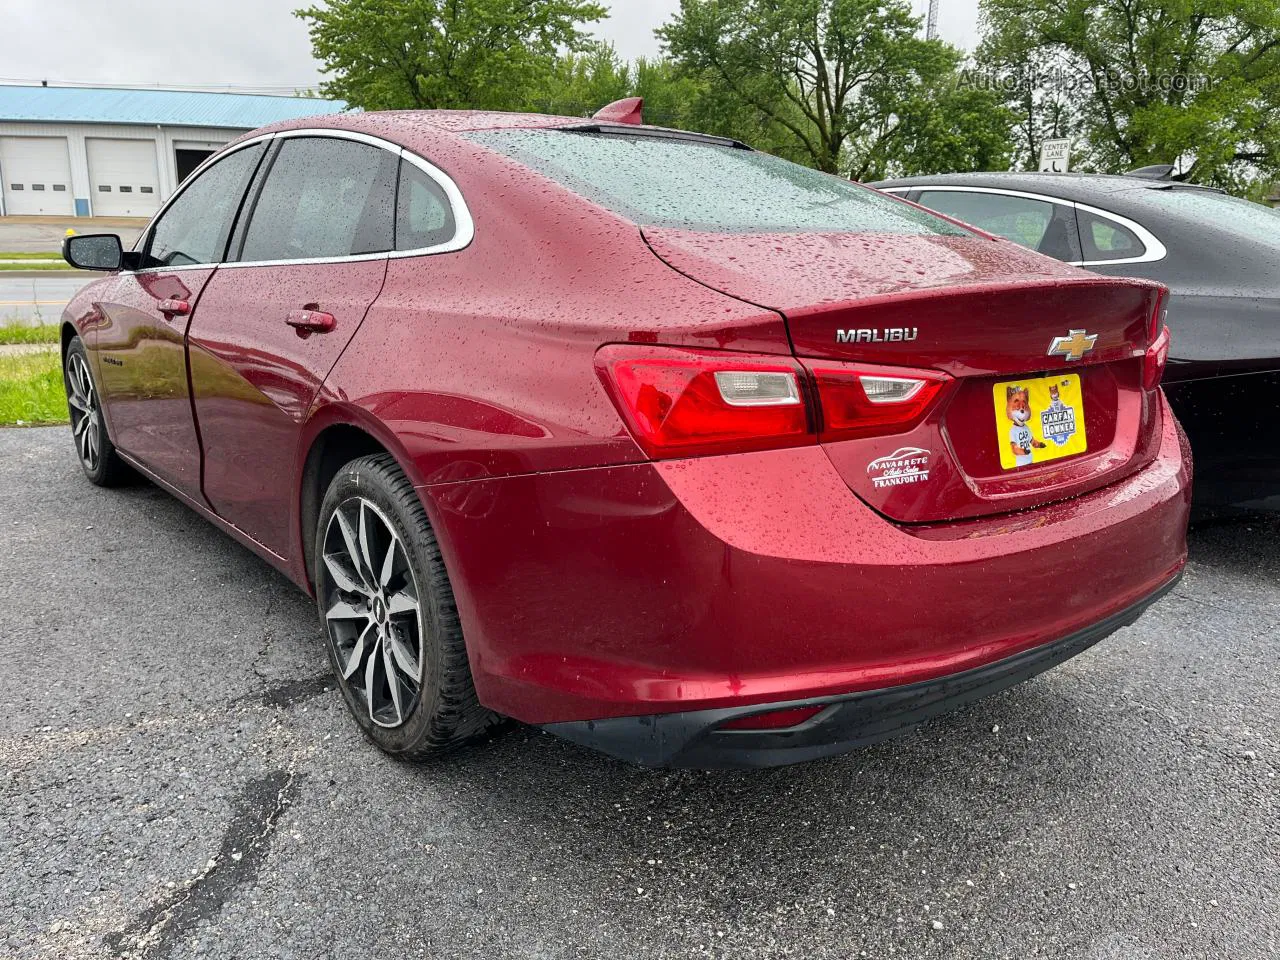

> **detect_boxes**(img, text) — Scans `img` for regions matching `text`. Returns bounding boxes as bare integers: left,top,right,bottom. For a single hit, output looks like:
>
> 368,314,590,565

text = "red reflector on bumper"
719,705,825,731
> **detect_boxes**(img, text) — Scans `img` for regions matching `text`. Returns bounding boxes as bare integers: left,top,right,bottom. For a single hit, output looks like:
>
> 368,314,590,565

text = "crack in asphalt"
102,769,301,960
235,674,334,710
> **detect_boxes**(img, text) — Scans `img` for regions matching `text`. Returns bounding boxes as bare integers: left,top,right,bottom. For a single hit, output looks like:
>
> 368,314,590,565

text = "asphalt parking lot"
2,426,1277,960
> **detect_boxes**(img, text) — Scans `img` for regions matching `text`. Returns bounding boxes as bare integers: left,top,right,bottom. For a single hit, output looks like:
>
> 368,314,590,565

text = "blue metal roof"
0,85,347,129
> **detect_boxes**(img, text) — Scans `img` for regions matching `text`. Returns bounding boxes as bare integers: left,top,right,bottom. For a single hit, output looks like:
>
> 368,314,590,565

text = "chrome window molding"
1070,199,1167,266
130,127,474,276
880,184,1168,266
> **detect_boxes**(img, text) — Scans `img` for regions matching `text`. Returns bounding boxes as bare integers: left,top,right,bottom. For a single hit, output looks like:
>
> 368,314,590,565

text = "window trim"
134,138,268,273
131,127,474,275
880,184,1167,266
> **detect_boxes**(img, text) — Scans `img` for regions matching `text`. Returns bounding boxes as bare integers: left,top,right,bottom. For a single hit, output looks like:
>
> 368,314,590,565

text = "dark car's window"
1078,209,1145,261
466,129,968,236
914,189,1081,260
396,160,456,251
239,137,397,262
143,143,265,268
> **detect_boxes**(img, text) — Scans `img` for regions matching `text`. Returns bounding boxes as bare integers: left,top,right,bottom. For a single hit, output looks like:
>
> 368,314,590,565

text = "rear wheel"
63,337,130,486
315,453,499,758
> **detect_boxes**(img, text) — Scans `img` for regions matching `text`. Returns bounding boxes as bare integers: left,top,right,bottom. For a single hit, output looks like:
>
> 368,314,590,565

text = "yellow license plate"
993,373,1087,470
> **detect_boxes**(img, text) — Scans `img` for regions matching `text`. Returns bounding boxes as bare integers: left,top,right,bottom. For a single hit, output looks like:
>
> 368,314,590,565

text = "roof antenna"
592,97,644,125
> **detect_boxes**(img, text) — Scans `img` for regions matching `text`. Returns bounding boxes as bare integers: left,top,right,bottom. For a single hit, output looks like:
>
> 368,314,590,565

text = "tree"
977,0,1280,189
845,43,1017,179
529,46,809,158
296,0,607,111
657,0,1014,177
529,43,635,118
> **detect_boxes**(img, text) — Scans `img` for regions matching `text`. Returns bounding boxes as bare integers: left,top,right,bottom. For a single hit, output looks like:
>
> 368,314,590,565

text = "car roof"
869,171,1221,205
241,108,735,145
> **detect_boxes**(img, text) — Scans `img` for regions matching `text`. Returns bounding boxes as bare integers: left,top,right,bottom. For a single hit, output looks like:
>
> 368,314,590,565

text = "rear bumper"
543,572,1180,768
422,391,1190,731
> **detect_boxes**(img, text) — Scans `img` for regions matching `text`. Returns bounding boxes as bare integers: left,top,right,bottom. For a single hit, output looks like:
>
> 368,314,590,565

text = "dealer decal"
1039,383,1078,446
992,374,1088,470
866,447,932,489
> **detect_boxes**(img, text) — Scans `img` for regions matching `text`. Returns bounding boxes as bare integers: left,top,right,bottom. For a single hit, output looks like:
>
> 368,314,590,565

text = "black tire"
63,336,131,487
314,453,500,759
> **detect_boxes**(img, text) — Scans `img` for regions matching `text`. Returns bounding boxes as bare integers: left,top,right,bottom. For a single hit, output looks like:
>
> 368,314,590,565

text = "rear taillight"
597,346,949,459
802,360,950,442
1144,288,1171,389
1148,288,1169,341
596,345,811,459
1144,324,1171,389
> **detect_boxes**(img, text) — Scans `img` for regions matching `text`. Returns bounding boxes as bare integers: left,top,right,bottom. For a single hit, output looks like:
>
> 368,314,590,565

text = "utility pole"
926,0,939,39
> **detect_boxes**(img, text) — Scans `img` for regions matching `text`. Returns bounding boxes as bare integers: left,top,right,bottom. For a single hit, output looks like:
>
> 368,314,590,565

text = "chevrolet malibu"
58,105,1191,768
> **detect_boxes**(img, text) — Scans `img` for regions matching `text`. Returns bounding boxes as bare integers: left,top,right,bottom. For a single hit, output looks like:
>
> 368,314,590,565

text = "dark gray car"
873,172,1280,510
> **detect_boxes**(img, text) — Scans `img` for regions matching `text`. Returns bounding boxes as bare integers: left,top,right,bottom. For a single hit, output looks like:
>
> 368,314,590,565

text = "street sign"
1039,138,1071,173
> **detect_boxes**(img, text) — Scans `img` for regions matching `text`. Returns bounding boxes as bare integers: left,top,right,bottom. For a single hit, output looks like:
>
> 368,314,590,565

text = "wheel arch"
60,320,79,361
296,406,432,595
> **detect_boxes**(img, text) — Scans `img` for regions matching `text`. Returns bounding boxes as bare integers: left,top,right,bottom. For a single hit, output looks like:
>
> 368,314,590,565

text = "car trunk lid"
643,227,1166,522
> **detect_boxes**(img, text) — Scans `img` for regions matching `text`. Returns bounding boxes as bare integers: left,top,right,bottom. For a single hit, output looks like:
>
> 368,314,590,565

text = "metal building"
0,85,345,218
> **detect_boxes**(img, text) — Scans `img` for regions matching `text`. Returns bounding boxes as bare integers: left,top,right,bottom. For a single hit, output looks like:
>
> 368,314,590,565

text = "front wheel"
315,453,500,759
63,337,130,486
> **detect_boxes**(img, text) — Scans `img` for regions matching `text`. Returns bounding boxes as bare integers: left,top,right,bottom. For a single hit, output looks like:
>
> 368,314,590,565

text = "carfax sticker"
867,447,932,488
993,373,1088,470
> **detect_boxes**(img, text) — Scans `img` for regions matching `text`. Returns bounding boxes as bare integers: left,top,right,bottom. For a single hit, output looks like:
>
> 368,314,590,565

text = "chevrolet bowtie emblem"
1047,329,1098,362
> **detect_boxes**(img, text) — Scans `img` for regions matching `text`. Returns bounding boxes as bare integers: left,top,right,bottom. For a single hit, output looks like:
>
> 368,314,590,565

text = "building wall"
0,121,249,216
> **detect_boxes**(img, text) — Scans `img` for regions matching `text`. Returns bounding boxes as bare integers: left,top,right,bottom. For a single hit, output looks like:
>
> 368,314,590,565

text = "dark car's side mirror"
63,234,124,271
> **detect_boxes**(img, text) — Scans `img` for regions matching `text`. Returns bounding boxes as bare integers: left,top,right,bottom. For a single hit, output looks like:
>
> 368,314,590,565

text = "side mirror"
63,234,124,271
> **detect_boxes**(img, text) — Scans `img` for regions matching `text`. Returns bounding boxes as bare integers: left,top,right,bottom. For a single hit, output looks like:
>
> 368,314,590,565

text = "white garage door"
0,137,74,216
87,138,161,217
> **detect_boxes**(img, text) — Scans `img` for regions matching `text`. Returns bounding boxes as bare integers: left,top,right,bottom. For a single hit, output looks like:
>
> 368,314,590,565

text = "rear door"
93,141,266,497
186,134,398,560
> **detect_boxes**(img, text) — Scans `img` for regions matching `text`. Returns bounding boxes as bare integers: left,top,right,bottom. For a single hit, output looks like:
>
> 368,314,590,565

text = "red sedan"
58,106,1190,767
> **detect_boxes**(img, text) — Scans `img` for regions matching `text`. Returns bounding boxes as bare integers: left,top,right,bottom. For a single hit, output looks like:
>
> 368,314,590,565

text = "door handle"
285,308,337,338
157,298,190,318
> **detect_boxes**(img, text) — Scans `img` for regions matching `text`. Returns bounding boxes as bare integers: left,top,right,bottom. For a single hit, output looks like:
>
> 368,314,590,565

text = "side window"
239,137,397,262
916,190,1076,257
1079,210,1145,261
143,143,265,268
396,160,456,251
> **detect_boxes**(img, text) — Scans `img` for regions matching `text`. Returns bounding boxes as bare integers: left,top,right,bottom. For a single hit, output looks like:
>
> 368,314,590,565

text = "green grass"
0,323,60,345
0,350,67,425
0,260,74,271
0,251,62,260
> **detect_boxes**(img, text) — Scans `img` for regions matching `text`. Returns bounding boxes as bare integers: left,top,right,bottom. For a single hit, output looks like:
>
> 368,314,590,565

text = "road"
0,217,144,254
0,216,143,322
0,275,90,324
2,427,1277,960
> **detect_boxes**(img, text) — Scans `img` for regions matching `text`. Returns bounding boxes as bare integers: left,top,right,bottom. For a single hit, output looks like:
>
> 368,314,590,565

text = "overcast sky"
2,0,982,92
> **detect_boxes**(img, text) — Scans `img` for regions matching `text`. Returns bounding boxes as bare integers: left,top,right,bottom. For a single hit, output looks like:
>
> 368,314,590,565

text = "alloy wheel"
66,352,101,472
321,497,425,728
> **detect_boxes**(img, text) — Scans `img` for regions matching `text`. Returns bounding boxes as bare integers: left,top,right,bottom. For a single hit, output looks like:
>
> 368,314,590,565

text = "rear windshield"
465,129,969,236
1127,188,1280,248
